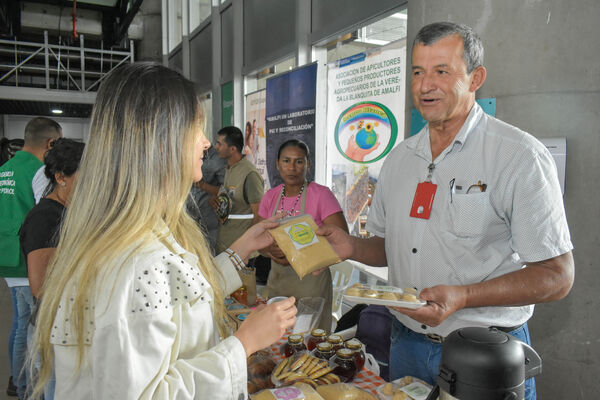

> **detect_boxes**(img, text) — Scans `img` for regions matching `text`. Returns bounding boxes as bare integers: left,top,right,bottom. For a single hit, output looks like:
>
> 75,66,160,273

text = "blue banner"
265,63,318,187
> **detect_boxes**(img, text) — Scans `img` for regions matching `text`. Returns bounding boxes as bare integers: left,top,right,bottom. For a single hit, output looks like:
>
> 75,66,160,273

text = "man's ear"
469,66,487,92
46,137,57,150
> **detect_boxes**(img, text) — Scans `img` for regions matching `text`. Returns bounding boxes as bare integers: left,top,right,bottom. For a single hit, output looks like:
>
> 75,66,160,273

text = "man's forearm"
463,251,574,308
350,235,387,267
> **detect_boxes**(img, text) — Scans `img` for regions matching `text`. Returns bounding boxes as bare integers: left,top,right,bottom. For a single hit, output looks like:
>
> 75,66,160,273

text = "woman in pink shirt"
258,139,348,330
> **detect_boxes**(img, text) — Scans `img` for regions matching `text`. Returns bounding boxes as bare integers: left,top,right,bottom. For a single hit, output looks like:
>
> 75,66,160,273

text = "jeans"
389,318,537,400
12,286,35,399
8,287,19,378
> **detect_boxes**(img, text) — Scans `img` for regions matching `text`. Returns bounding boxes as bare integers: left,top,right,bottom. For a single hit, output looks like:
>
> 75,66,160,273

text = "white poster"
244,90,269,189
326,40,406,236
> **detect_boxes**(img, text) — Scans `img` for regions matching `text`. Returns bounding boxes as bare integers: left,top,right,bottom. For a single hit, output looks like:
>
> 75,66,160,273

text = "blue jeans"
12,286,35,399
8,287,19,378
389,319,537,400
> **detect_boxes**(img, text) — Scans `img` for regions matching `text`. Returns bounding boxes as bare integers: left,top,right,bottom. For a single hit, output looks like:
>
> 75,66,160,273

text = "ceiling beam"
0,86,96,103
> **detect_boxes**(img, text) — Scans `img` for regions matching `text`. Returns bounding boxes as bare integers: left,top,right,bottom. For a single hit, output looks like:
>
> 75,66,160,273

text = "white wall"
3,115,90,142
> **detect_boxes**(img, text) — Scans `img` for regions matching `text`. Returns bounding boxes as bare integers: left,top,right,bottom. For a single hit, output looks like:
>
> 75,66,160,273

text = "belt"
228,214,254,220
424,323,525,344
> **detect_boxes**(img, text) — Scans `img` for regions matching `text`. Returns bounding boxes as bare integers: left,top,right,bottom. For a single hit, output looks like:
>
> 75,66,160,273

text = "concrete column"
232,0,244,129
211,0,222,131
296,0,311,67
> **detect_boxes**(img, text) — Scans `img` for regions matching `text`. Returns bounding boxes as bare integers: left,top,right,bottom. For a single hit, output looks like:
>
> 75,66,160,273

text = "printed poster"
244,90,268,189
326,40,406,237
265,63,317,188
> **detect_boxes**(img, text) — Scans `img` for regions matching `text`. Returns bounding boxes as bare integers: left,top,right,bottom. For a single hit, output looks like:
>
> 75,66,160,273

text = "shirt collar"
154,220,199,265
409,102,484,160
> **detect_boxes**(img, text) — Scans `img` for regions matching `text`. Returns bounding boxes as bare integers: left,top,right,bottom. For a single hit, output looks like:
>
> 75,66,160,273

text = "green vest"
215,157,264,253
0,151,44,277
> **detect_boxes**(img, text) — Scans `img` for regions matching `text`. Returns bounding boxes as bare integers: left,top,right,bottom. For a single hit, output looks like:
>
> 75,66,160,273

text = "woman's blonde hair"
29,62,225,398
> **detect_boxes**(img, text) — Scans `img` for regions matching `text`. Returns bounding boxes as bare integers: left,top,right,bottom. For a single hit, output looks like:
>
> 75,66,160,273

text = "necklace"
279,182,305,217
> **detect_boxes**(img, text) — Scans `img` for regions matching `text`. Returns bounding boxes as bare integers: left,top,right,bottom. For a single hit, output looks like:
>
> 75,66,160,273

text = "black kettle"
425,327,542,400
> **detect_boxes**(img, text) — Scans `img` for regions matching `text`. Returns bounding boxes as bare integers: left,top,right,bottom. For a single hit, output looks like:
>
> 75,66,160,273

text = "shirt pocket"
447,192,491,237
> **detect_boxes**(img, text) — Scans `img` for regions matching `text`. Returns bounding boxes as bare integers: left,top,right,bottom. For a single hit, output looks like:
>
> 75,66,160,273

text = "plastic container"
343,283,426,308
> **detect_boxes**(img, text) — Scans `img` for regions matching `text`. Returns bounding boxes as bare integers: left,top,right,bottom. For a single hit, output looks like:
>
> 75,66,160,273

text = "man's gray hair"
413,22,484,74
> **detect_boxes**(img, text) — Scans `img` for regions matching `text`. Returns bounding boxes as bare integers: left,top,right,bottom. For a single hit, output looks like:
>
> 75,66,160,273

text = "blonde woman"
30,63,297,400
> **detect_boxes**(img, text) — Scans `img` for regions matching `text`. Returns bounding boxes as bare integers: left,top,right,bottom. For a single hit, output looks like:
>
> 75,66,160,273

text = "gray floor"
0,281,15,400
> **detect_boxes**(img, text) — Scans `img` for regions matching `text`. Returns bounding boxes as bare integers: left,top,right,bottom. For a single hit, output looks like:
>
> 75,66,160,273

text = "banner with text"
244,90,268,189
326,40,406,236
266,63,317,188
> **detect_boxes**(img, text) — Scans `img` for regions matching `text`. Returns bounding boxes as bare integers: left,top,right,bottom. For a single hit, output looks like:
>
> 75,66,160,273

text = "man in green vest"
0,116,62,398
212,126,264,255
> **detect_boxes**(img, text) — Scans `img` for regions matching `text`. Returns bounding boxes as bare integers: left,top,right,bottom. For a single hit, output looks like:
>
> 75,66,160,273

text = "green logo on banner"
334,101,398,164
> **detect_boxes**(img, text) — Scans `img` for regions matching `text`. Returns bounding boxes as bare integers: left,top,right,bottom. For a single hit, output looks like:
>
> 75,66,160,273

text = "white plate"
343,294,426,309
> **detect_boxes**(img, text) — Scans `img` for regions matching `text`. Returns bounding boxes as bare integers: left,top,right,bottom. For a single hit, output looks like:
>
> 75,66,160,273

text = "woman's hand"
234,297,297,357
229,217,280,262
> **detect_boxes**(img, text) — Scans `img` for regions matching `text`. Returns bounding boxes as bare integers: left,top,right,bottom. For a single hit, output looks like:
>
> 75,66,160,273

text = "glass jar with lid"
307,328,328,350
281,334,307,358
327,334,344,351
344,338,365,371
314,341,334,360
331,348,357,382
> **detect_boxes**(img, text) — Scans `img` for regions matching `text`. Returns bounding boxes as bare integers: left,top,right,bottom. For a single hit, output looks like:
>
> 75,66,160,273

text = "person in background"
188,145,227,254
213,126,264,254
318,22,573,400
0,117,62,399
28,62,296,400
19,138,85,400
258,139,348,331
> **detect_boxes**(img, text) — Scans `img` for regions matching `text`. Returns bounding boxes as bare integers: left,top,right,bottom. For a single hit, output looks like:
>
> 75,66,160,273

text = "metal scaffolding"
0,31,134,93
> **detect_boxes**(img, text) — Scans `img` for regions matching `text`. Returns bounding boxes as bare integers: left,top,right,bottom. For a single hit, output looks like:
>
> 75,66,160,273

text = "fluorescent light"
390,12,407,20
51,109,63,115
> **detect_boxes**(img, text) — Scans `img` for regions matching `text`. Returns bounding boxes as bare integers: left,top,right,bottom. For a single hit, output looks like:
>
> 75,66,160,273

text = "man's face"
214,134,231,159
411,34,476,126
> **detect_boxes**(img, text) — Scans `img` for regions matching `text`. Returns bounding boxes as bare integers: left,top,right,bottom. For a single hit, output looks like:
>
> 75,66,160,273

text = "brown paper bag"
269,214,341,279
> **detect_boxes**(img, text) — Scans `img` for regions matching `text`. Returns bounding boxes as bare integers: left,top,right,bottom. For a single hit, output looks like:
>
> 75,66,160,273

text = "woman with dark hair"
258,139,348,331
20,138,85,298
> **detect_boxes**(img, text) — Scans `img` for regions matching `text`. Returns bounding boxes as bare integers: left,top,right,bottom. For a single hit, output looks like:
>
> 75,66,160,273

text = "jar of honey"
231,286,247,305
306,328,327,351
314,341,334,360
331,348,357,382
344,338,365,371
327,334,344,351
281,334,307,358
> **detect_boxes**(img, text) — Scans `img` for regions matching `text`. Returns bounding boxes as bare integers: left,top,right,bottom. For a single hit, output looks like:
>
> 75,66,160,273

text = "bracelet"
225,248,246,271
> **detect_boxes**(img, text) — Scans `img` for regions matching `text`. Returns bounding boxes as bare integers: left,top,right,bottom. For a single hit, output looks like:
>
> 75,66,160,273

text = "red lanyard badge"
409,163,437,220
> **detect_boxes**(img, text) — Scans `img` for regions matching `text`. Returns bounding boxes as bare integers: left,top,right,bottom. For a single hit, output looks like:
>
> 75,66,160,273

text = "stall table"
267,332,386,397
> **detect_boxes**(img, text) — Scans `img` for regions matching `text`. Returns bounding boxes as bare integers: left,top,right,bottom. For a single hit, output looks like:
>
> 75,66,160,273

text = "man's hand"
315,224,354,260
390,285,467,327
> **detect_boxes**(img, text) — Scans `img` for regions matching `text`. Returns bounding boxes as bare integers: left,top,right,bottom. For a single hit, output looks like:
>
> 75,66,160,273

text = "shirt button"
412,248,417,254
421,324,427,330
